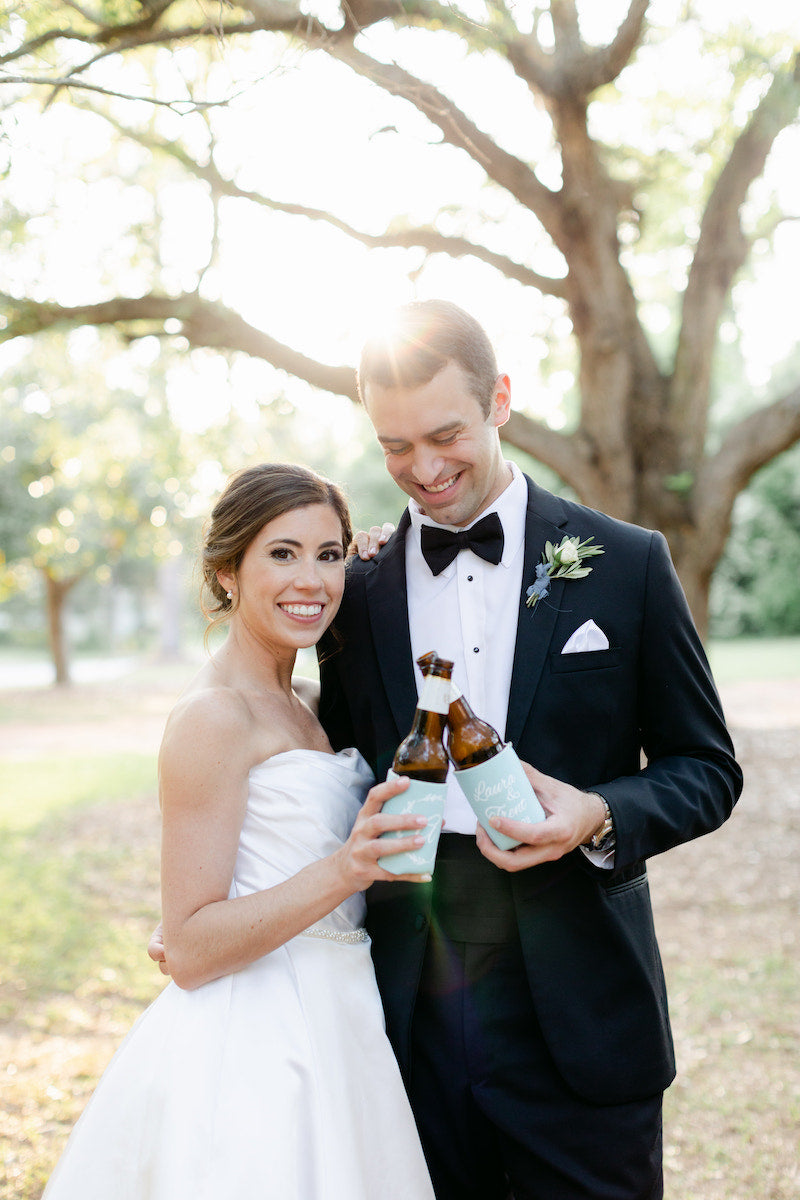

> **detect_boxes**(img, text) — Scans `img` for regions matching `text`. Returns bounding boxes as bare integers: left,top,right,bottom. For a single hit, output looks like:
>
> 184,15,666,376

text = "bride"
43,462,435,1200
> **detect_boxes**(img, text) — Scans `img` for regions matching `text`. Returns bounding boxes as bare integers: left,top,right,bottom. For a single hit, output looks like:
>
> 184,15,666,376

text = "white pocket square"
561,619,609,654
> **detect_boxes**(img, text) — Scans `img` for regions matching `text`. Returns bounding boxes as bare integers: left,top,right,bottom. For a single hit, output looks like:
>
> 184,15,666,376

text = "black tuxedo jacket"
318,476,742,1106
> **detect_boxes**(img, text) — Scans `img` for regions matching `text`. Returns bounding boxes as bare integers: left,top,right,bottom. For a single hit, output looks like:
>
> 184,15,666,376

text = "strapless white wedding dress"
43,748,434,1200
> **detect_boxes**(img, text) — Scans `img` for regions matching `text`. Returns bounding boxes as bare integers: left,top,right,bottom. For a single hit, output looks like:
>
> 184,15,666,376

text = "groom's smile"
420,472,462,495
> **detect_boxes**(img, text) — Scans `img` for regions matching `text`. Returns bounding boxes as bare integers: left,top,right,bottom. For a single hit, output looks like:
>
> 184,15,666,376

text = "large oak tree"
2,0,799,635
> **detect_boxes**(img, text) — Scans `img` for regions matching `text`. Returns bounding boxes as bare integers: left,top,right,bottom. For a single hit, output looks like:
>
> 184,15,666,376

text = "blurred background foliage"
1,1,799,682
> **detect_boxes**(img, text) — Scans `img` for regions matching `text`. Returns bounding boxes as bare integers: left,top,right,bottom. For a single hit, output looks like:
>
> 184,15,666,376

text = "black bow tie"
420,512,504,576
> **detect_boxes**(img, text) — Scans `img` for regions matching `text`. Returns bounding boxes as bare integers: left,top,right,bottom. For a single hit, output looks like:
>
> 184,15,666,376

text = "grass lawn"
0,755,155,832
708,635,800,683
0,747,164,1198
0,755,159,1016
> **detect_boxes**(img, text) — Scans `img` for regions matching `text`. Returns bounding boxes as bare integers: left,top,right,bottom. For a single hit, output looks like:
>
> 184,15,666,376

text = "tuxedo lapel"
505,478,570,745
364,509,418,739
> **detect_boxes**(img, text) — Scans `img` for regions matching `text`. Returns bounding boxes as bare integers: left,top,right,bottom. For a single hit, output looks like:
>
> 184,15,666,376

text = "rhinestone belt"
300,924,369,945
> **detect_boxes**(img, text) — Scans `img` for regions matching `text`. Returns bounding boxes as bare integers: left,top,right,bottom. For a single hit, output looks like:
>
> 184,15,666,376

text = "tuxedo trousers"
406,834,664,1200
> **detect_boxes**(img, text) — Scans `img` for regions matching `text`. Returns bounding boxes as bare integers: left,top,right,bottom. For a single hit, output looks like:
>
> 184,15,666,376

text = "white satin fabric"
43,748,434,1200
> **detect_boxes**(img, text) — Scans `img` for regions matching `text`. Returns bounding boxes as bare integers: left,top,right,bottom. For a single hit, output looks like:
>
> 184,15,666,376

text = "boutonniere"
526,535,604,609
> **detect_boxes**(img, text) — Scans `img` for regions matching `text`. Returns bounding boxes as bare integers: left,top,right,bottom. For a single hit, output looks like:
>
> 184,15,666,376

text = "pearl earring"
226,591,233,600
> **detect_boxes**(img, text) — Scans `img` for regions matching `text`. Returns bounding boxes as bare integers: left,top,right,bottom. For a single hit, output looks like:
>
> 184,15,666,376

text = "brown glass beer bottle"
446,684,504,769
392,653,453,784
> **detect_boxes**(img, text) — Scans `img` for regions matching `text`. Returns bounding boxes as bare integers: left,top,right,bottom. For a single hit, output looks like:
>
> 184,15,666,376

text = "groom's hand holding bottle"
476,763,612,871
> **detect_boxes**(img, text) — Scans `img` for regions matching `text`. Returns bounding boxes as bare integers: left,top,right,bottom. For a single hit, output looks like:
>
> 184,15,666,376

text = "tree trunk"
44,571,82,687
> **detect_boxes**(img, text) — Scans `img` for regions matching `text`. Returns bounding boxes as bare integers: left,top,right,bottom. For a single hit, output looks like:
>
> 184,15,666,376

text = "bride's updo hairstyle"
201,463,353,641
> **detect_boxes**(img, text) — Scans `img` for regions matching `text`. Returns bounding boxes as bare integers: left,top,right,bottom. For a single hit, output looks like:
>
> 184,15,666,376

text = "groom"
318,300,742,1199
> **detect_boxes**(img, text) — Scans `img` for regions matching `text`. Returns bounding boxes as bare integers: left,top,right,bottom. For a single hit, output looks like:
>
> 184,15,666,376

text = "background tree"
0,329,195,683
2,0,799,636
710,442,800,637
0,317,418,681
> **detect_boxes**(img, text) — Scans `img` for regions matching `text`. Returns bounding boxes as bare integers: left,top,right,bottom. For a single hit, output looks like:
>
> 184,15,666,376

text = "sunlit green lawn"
0,754,160,1020
0,755,155,832
707,635,800,683
0,750,164,1197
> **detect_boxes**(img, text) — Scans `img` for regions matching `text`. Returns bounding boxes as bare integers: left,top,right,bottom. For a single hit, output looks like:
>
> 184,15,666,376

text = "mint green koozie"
454,744,545,850
377,771,446,876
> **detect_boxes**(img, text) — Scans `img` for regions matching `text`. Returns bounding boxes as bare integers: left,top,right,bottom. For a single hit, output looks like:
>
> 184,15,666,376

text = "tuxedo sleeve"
318,631,357,753
595,530,742,868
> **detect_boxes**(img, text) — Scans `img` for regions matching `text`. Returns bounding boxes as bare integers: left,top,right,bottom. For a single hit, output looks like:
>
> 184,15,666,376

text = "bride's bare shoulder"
159,675,258,772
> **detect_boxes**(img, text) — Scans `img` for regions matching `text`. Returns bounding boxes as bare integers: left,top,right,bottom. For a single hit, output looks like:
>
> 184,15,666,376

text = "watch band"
583,794,615,851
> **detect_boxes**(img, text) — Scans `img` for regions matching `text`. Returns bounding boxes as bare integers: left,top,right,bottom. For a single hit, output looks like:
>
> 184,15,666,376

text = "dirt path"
717,677,800,729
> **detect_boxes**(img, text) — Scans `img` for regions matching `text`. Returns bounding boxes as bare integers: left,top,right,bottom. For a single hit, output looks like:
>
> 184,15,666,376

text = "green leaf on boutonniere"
526,535,604,609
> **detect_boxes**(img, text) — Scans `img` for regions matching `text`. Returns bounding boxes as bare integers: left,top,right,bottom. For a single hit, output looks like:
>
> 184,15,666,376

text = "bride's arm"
159,695,425,991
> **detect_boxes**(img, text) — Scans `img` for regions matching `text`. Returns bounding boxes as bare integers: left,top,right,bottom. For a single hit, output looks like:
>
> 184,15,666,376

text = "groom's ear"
490,375,512,428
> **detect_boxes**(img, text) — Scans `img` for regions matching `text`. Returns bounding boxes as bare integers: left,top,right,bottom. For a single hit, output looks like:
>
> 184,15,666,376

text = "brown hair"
357,300,498,417
201,463,352,641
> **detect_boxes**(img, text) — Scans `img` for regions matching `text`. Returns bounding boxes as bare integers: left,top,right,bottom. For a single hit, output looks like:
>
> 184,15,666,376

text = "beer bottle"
446,684,504,768
445,681,546,849
378,652,451,876
392,653,452,784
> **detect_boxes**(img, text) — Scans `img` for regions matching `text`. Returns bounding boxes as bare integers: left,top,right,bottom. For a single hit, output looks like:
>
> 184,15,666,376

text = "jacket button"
414,914,427,932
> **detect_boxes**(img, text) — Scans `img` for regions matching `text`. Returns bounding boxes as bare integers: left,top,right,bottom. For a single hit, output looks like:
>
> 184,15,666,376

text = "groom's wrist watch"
583,794,615,852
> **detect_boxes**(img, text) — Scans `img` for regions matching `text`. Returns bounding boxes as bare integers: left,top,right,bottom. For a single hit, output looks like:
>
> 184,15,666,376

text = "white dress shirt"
404,463,614,866
406,462,527,834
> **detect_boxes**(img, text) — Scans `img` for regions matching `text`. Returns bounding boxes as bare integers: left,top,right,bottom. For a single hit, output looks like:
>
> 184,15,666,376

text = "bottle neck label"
418,672,452,716
449,682,462,702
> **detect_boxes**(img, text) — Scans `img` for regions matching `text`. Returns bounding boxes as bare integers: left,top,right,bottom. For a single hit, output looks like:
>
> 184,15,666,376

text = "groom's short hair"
357,300,498,417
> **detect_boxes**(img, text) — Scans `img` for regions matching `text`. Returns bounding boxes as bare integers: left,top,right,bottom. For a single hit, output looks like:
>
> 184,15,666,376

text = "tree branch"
500,409,590,494
323,41,565,241
0,4,311,76
195,120,222,290
672,54,800,463
693,382,800,564
503,0,647,99
551,0,581,56
0,291,358,400
377,228,568,295
0,72,228,111
0,291,187,340
579,0,649,93
182,302,359,399
93,110,569,297
0,28,96,67
703,384,800,500
1,0,180,65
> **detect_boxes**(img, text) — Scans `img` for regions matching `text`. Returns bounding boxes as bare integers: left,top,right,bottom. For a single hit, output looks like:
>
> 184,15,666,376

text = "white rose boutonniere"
526,535,604,610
